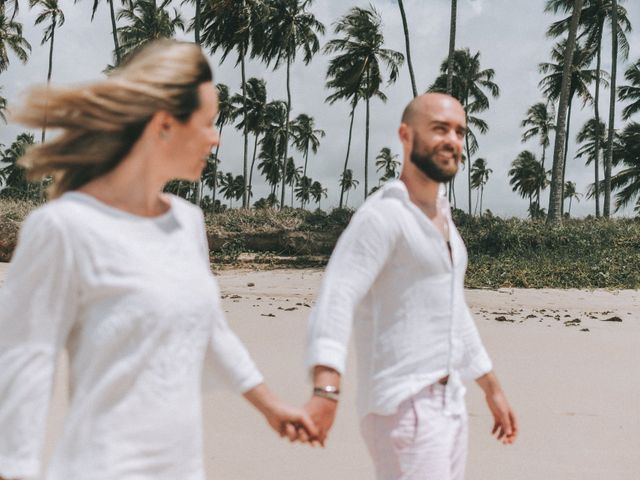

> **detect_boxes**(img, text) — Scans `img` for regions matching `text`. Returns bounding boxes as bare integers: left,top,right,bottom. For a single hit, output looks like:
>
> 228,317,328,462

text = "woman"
0,40,316,480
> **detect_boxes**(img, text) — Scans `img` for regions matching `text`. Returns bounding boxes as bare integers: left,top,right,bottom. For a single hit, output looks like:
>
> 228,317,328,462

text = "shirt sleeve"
457,304,493,381
305,206,399,376
192,207,264,394
0,208,79,479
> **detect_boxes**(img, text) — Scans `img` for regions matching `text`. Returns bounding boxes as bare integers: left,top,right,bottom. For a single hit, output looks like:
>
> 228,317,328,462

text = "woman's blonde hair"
15,39,213,198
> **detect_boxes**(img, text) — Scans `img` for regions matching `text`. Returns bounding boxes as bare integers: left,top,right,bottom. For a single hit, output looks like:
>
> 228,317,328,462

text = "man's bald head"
401,93,464,128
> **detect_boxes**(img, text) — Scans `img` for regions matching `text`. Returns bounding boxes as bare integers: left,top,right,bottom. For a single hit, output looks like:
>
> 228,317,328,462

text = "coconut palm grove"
1,0,639,224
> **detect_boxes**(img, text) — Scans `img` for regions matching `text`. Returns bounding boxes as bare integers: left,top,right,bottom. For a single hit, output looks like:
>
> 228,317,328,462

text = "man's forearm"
475,371,502,395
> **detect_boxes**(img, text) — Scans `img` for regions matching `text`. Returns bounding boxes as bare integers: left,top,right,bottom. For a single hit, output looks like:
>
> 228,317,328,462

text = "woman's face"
166,81,219,182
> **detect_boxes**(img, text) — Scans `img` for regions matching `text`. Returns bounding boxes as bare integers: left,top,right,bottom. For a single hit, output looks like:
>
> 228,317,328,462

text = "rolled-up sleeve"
0,208,78,479
457,304,493,381
306,207,399,376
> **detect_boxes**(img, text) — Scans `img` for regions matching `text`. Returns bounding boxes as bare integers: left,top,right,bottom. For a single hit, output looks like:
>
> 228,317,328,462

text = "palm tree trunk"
40,18,57,201
397,0,417,97
560,95,574,216
446,0,457,94
280,58,292,210
480,185,484,216
241,52,249,208
547,0,583,224
248,133,259,201
604,0,618,218
212,130,222,207
593,22,603,217
108,0,121,65
192,0,203,207
303,147,309,178
339,103,356,208
364,95,370,200
465,132,472,215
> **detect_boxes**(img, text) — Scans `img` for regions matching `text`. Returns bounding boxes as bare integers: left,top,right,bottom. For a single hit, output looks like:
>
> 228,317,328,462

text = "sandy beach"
1,264,638,479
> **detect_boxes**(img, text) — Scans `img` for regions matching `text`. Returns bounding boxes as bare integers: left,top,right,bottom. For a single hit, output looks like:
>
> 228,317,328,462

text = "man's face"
408,98,466,183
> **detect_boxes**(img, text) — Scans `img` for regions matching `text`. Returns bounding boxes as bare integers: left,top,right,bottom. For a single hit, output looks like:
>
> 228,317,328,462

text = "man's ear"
398,122,412,148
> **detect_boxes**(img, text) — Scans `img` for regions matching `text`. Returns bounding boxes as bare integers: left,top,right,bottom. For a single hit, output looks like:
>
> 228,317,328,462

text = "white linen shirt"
305,180,492,419
0,192,263,480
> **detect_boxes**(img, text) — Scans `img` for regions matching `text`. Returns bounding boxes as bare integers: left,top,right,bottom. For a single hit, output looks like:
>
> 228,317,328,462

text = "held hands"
303,394,338,447
243,383,319,445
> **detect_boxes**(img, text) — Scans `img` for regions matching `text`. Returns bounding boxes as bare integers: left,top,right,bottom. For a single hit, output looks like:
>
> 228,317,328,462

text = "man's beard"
410,141,458,183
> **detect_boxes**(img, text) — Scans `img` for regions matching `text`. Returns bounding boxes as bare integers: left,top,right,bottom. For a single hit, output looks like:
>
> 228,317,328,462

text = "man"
304,93,517,479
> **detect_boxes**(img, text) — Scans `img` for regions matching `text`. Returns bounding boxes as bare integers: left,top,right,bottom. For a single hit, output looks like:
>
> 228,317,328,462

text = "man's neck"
399,171,441,218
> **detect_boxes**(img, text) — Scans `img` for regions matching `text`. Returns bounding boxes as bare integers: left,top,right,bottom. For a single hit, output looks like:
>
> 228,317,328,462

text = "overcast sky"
1,0,639,217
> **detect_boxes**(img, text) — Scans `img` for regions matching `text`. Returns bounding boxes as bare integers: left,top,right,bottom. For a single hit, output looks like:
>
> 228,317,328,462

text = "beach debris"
601,316,623,322
278,306,298,311
580,328,590,332
261,313,276,317
230,294,242,299
525,314,536,319
247,282,255,287
494,316,514,323
564,319,581,326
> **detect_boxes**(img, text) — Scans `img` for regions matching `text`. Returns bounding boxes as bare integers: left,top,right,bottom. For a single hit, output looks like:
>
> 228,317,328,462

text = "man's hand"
485,390,518,444
476,371,518,445
304,395,337,447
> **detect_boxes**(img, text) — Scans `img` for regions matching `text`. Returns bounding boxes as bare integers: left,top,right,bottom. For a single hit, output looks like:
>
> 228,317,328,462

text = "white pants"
360,383,468,480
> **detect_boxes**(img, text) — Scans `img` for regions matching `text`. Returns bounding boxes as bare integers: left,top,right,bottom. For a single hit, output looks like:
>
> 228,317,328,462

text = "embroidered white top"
305,180,492,419
0,192,263,480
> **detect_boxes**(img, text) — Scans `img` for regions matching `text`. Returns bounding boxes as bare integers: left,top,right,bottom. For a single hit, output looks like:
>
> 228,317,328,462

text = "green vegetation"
2,199,638,288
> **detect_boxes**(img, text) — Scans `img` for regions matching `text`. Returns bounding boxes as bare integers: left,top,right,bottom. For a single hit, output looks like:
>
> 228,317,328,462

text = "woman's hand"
243,383,319,445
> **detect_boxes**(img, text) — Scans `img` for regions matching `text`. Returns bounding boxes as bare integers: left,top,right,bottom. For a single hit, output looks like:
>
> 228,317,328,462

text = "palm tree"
258,0,324,209
30,0,64,171
200,0,265,208
201,153,220,212
339,168,359,208
575,117,606,212
0,132,35,199
396,0,416,97
259,99,288,196
230,77,268,198
563,180,581,216
211,83,232,206
116,0,184,59
375,147,400,184
257,144,282,197
542,0,587,224
284,156,302,207
325,6,403,203
429,48,499,215
539,39,606,214
607,122,640,212
310,180,327,209
604,0,620,217
521,101,556,209
76,0,131,65
0,88,7,124
290,113,325,179
218,172,244,208
295,175,312,209
545,0,632,218
470,157,492,216
509,151,548,216
3,0,21,20
0,8,31,73
618,58,640,120
446,0,457,95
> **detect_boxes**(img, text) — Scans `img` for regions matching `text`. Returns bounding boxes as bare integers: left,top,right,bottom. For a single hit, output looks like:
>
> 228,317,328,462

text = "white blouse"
306,180,492,419
0,192,263,480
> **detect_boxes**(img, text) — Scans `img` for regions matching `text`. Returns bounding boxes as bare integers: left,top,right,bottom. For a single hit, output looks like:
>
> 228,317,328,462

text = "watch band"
313,385,340,402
